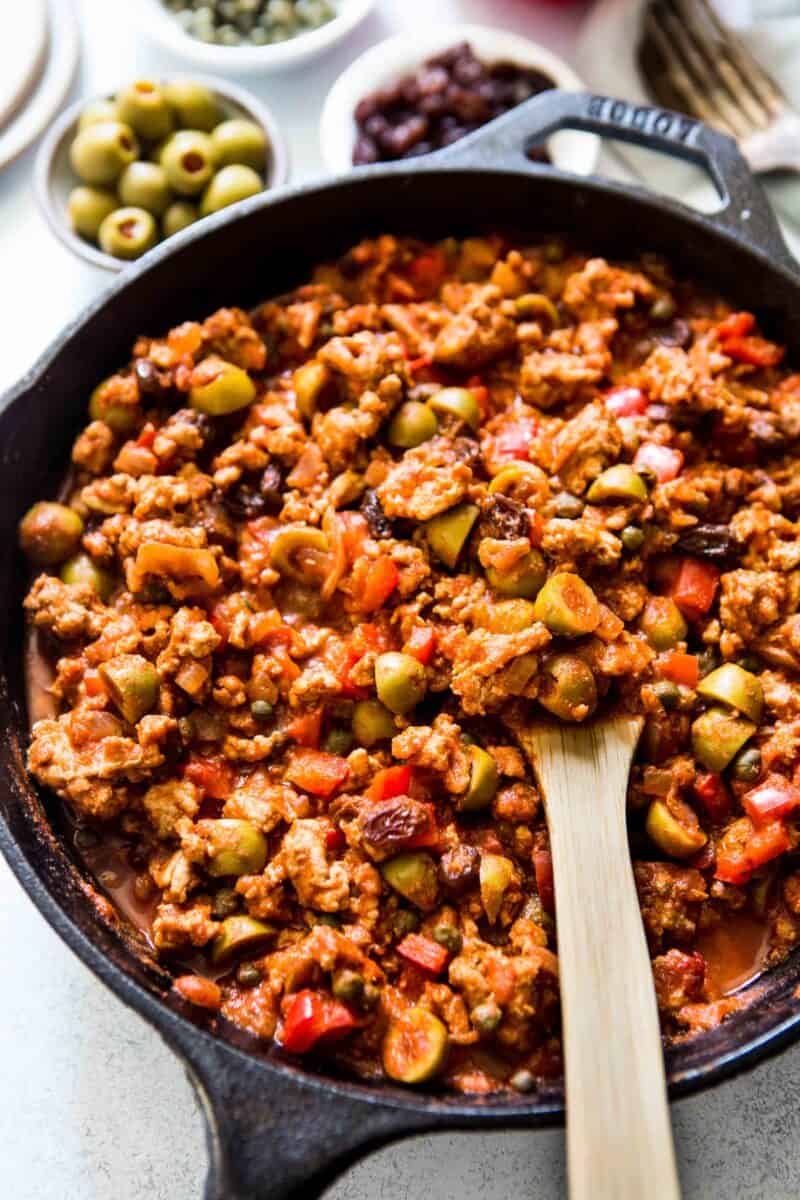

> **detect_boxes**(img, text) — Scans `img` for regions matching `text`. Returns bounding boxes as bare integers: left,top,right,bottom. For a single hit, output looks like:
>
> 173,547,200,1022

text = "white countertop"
2,1,800,1197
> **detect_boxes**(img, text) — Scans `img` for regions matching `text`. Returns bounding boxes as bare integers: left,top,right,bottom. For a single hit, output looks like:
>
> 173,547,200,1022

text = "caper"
653,679,681,710
211,886,240,920
374,652,427,715
621,524,646,553
251,699,273,720
331,968,365,1005
236,962,263,988
387,401,438,449
351,699,395,747
431,925,462,955
509,1068,536,1093
731,746,762,783
324,728,354,756
554,492,584,520
19,502,84,565
650,296,676,321
471,1001,502,1035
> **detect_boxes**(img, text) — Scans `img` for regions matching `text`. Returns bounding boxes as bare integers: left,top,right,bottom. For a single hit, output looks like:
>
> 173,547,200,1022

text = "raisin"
438,844,480,893
480,494,529,541
361,796,431,854
135,357,173,400
674,524,738,564
360,489,393,539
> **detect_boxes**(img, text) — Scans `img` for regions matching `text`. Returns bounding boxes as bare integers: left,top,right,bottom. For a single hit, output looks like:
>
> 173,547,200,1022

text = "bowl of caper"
35,76,289,271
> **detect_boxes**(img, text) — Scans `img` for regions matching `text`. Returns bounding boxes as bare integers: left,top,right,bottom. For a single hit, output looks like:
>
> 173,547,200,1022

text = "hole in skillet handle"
435,89,795,273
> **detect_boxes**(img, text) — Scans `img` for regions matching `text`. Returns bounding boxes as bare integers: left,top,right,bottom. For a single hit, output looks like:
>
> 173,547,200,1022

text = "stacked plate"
0,0,79,170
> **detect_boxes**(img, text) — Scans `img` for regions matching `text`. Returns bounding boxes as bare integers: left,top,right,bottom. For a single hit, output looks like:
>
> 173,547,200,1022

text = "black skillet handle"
168,1024,443,1200
441,89,794,270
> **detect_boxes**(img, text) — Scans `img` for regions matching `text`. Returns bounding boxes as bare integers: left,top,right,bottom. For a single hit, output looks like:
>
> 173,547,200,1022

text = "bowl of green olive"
35,76,289,271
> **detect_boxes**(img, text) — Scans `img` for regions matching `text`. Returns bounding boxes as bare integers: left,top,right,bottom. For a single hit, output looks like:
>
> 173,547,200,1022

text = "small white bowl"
34,75,290,273
134,0,375,73
320,24,600,177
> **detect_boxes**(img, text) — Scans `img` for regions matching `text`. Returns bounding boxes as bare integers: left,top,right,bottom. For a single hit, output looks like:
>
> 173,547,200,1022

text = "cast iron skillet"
3,91,800,1199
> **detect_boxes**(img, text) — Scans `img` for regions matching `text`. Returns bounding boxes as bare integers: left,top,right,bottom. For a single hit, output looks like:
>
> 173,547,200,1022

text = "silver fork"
641,0,800,174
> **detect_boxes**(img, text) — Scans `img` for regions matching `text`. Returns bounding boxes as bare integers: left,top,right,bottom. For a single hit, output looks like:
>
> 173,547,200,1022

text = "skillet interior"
4,94,800,1194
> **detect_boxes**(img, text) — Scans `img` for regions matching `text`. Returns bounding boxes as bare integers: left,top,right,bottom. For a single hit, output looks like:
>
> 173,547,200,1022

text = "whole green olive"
189,357,255,415
77,98,119,131
161,130,215,196
118,161,172,216
351,699,395,746
374,651,427,715
19,502,84,565
162,200,198,238
116,80,175,141
163,79,221,132
98,207,158,260
67,186,117,240
210,118,268,171
200,164,262,216
60,554,115,601
427,387,481,431
387,401,438,449
69,121,139,185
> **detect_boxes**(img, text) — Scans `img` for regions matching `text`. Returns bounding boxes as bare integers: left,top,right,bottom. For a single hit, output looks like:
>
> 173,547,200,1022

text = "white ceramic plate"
34,76,290,273
320,24,600,177
0,0,48,132
0,0,79,171
135,0,375,73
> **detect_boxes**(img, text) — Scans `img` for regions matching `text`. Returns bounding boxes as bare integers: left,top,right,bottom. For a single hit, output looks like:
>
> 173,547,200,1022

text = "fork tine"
673,0,774,134
643,7,737,136
692,0,785,114
650,1,752,138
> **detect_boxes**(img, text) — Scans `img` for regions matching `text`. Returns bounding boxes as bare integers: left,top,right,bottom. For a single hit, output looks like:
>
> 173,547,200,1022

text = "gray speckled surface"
2,851,800,1200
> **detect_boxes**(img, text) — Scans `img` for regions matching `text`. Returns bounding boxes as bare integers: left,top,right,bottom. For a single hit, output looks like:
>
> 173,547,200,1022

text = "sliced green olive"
351,699,395,746
486,549,547,599
19,502,83,565
479,853,515,924
480,598,537,634
388,401,438,448
538,654,598,722
60,554,115,601
99,654,160,723
206,819,268,877
293,360,330,419
424,503,479,569
639,596,688,651
382,1007,449,1084
514,292,560,325
459,745,499,811
691,707,756,772
374,652,427,715
381,851,438,910
269,527,330,583
586,464,649,504
189,358,256,415
427,387,480,431
645,798,707,859
487,461,546,498
210,915,274,965
697,663,763,723
532,573,601,637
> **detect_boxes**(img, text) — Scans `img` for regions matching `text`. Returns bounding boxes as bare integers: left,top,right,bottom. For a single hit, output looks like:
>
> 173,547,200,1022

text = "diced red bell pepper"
325,826,346,853
715,820,790,885
528,511,544,547
404,624,436,665
721,335,784,368
359,556,399,614
467,375,490,418
491,417,537,462
280,989,358,1054
604,386,647,417
666,557,720,619
396,933,449,975
692,773,731,823
338,512,369,564
534,849,555,916
716,311,754,340
742,775,800,825
183,754,235,801
286,748,350,797
83,669,107,698
286,707,323,749
136,422,157,449
407,248,447,297
634,442,684,483
368,764,412,804
658,652,699,688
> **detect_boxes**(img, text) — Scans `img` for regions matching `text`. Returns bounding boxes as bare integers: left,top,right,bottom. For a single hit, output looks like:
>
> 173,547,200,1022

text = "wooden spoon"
515,715,681,1200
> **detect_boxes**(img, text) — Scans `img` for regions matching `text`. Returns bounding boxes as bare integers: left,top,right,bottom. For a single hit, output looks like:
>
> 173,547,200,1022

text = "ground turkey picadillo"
19,233,800,1094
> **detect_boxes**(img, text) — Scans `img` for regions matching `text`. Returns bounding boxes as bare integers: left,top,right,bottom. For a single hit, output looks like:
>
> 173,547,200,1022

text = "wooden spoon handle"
532,720,681,1200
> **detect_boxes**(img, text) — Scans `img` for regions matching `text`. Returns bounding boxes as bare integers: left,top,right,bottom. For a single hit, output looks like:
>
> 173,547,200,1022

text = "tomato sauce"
695,910,770,999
